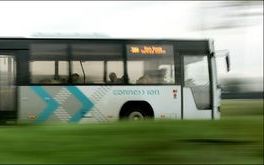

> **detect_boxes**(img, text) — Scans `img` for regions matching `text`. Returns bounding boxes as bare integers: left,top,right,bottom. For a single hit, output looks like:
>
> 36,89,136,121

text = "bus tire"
119,101,154,120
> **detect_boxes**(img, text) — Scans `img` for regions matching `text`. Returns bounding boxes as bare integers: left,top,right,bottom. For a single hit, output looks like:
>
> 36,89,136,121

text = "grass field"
0,99,263,164
221,99,263,117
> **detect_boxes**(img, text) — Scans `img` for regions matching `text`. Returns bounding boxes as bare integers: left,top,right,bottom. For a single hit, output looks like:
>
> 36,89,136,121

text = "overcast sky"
0,1,263,79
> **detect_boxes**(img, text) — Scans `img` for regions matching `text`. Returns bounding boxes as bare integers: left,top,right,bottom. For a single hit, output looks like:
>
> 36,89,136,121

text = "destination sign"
127,44,173,57
129,46,166,55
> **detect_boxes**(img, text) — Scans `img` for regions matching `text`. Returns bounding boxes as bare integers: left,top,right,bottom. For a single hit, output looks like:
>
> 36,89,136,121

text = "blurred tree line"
194,1,263,99
194,1,263,31
220,77,263,99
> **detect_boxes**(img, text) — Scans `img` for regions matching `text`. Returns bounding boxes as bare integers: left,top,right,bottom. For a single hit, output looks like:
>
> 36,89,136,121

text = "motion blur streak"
0,99,263,164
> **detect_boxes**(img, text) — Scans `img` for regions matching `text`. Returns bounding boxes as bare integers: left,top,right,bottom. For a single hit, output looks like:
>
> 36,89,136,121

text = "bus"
0,38,230,124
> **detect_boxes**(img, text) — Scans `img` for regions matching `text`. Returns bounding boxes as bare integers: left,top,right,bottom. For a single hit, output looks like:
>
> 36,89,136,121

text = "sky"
0,1,263,79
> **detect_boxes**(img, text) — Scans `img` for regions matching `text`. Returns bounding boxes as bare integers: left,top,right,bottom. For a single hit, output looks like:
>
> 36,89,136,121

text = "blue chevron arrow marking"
31,86,59,124
67,86,94,123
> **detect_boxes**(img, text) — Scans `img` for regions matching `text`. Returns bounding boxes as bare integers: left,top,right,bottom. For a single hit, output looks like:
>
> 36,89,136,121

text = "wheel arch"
119,100,154,119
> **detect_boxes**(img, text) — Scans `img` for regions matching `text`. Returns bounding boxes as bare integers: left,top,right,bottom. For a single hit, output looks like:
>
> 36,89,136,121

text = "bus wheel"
120,101,154,120
128,111,144,120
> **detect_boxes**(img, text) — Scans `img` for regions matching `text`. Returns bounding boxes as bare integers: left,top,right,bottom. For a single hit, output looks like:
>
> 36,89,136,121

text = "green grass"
0,99,263,164
221,99,263,117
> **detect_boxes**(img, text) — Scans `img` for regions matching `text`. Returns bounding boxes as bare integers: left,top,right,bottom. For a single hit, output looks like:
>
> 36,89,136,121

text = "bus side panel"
18,85,181,123
79,85,182,122
18,86,86,123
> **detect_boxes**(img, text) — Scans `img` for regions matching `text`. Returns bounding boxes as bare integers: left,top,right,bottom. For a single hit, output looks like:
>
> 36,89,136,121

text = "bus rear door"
0,51,17,122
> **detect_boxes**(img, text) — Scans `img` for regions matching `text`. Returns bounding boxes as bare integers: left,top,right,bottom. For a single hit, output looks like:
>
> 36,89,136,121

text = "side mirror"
225,53,230,72
215,49,231,72
216,84,222,89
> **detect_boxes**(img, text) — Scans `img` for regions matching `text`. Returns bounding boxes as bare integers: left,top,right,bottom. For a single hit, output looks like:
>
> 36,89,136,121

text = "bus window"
31,44,67,60
30,44,69,84
72,61,104,84
30,61,68,84
106,61,124,84
159,64,175,84
71,43,123,84
127,61,144,84
72,43,122,58
127,60,174,84
127,44,175,85
184,55,210,109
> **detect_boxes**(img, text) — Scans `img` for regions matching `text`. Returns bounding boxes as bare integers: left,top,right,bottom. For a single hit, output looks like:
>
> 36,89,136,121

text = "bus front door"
183,55,212,119
0,53,16,122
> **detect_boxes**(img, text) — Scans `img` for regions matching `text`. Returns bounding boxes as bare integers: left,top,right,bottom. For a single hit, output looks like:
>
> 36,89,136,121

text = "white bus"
0,38,230,123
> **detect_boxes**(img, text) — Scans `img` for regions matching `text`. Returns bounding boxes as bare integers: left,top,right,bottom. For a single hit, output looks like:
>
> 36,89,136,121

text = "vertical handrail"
80,60,86,84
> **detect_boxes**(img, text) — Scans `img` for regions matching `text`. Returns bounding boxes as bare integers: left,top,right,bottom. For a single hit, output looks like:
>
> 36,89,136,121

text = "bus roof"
0,37,213,54
0,37,211,42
